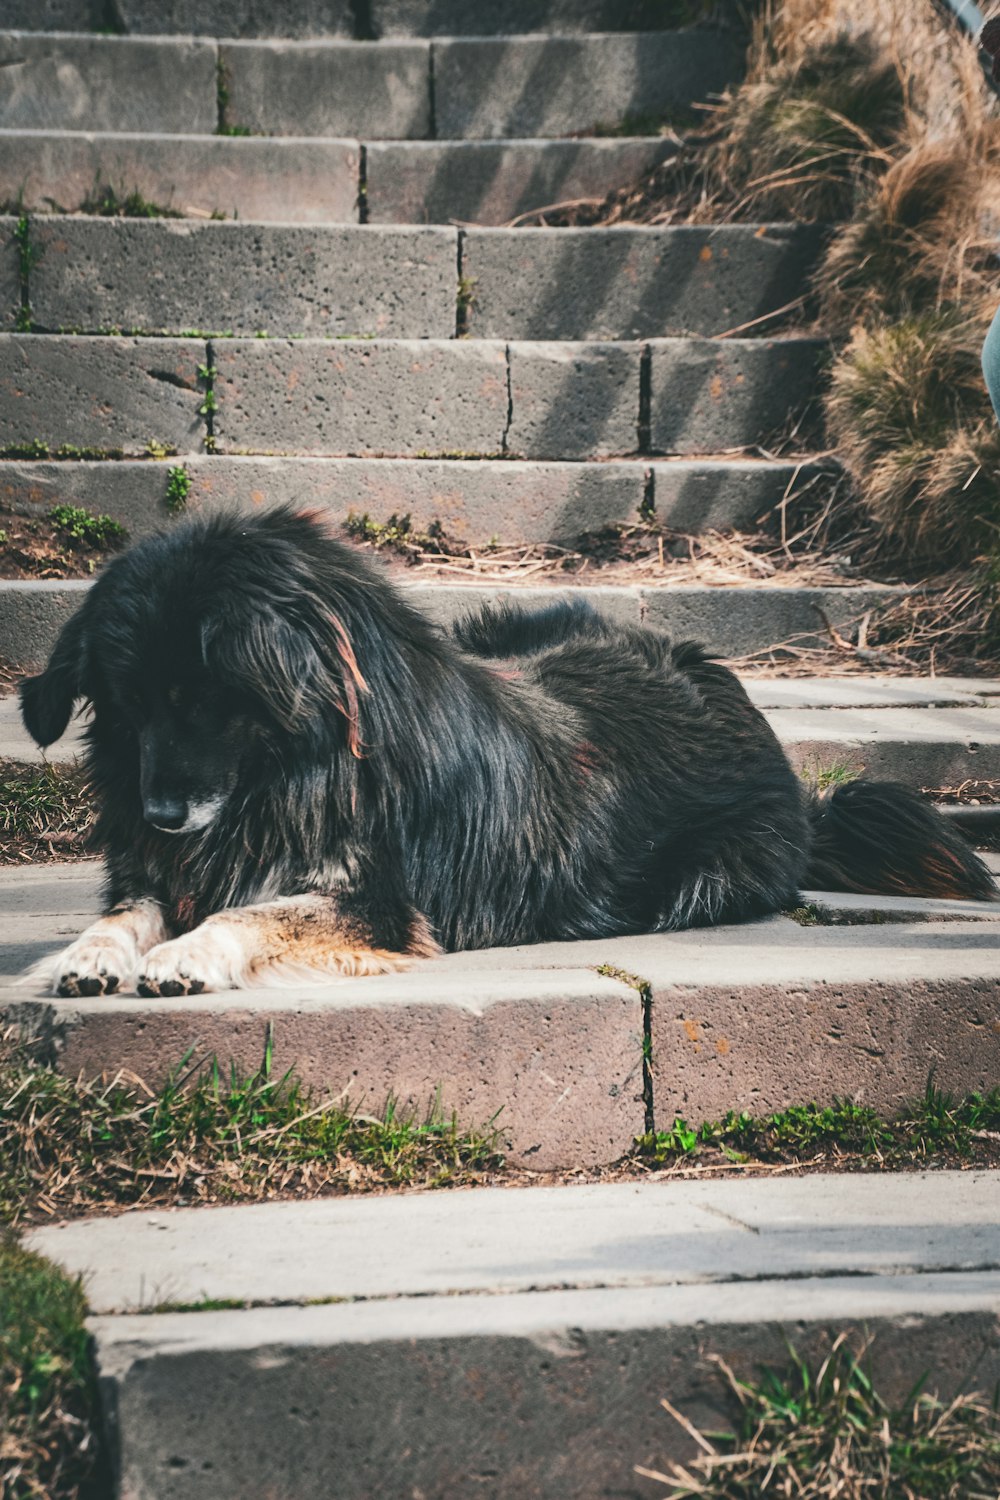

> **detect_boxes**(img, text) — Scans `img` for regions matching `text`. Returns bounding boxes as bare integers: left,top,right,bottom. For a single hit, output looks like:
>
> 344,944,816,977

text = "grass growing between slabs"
0,1029,503,1228
639,1083,1000,1174
639,1333,1000,1498
0,763,93,864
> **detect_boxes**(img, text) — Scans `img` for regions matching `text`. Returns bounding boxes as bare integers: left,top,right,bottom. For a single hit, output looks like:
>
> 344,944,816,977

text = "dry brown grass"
641,1332,1000,1498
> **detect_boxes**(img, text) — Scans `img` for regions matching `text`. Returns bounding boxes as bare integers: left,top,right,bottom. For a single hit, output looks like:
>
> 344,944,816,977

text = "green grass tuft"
0,763,94,864
0,1031,504,1226
643,1333,1000,1497
0,1236,98,1500
639,1081,1000,1168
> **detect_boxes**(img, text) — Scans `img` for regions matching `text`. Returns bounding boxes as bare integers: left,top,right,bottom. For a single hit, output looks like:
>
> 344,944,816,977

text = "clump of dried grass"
690,29,906,222
826,312,1000,565
639,1333,1000,1498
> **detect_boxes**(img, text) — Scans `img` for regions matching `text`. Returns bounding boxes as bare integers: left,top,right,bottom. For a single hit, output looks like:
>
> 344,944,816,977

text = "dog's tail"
805,781,996,901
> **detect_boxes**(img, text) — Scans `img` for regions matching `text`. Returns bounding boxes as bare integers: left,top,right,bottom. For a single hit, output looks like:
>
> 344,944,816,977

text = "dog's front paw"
50,933,139,997
137,923,247,996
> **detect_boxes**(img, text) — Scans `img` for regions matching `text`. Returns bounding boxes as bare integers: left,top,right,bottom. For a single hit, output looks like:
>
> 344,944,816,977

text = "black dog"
19,506,994,995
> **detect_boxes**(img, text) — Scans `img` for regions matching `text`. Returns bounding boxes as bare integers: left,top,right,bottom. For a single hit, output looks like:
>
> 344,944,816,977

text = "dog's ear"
19,611,89,747
204,601,369,752
202,608,336,730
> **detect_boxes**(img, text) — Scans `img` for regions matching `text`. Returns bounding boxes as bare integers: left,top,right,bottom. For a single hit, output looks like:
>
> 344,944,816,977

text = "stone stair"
2,8,1000,1495
20,1175,1000,1500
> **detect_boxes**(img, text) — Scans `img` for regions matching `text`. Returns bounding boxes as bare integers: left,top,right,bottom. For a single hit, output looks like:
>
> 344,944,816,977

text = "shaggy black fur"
20,507,995,964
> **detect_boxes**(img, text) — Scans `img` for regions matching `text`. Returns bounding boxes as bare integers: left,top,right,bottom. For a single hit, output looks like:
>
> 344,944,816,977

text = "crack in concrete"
115,1261,1000,1320
699,1202,761,1235
501,341,514,455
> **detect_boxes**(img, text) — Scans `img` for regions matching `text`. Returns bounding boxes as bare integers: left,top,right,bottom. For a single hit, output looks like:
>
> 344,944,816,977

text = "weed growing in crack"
165,464,191,513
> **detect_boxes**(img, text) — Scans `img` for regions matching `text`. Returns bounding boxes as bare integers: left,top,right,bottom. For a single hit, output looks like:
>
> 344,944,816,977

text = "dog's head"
20,508,373,836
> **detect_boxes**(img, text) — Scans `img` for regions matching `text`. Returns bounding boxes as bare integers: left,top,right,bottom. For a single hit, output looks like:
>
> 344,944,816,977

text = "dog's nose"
144,798,188,831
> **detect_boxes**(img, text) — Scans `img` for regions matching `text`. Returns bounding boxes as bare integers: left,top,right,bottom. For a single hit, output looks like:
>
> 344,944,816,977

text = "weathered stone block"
641,924,1000,1126
506,341,641,459
0,579,88,674
0,35,217,135
117,0,354,35
12,965,643,1167
434,33,743,139
31,221,458,338
372,0,673,31
0,130,360,225
0,335,205,456
464,225,826,340
221,39,431,138
365,139,676,226
408,583,644,630
0,0,96,26
641,583,900,657
83,1292,1000,1500
213,339,509,456
650,459,829,533
190,456,646,542
649,337,829,453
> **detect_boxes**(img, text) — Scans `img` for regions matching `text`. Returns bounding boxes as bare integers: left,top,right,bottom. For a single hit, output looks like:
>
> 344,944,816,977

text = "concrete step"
0,454,828,545
0,131,675,227
5,679,999,786
0,31,738,140
4,868,1000,1165
3,1,738,38
19,1174,1000,1500
0,579,905,671
8,218,823,341
0,332,826,459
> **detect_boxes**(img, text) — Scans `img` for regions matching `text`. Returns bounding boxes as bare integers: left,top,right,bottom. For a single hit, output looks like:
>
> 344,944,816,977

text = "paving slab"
27,1172,1000,1314
798,888,1000,922
650,336,829,453
0,0,95,25
433,33,744,139
651,456,829,530
0,216,20,332
0,455,839,546
85,1277,1000,1500
213,338,510,456
0,334,205,455
2,966,644,1169
0,578,942,676
117,0,354,35
463,225,825,340
0,455,649,545
220,39,431,139
5,876,1000,1139
506,340,641,458
745,675,1000,709
0,130,361,224
371,0,683,32
365,138,677,226
642,583,903,655
774,704,1000,785
0,34,218,135
31,220,458,338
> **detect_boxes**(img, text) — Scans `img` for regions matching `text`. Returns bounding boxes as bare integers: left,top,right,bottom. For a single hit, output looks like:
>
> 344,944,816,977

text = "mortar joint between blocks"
638,342,652,456
428,42,438,141
200,340,218,452
597,965,654,1135
358,144,369,225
